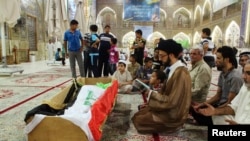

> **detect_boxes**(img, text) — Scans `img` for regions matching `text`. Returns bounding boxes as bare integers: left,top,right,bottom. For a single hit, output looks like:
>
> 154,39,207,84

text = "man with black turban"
132,39,192,133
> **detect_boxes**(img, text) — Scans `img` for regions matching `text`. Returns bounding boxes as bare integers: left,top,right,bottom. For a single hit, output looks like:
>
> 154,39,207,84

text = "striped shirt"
99,33,114,57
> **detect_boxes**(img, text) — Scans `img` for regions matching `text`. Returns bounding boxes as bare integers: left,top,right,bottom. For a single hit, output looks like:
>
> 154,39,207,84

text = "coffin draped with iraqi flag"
25,78,118,141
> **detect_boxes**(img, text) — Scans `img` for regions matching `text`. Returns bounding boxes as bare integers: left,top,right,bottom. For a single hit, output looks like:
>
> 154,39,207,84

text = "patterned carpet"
0,67,220,141
100,94,208,141
0,86,49,112
0,67,74,141
0,88,62,141
100,68,220,141
0,68,74,114
0,68,73,87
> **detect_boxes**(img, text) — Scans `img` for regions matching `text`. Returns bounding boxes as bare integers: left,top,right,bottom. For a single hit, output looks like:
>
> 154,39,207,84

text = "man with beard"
197,61,250,125
191,46,243,125
237,52,250,75
132,39,192,133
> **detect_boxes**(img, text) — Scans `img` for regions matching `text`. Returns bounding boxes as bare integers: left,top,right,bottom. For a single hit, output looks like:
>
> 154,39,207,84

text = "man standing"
131,29,146,66
191,46,243,125
64,20,85,78
98,25,114,77
198,61,250,125
189,46,211,104
132,39,192,134
46,39,55,60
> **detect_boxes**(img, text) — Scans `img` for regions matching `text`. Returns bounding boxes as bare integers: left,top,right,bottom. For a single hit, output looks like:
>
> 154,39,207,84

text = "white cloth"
61,85,105,141
45,0,68,37
96,16,103,34
47,43,55,60
64,85,105,114
212,84,250,124
0,0,21,27
118,85,133,93
75,0,87,34
25,85,106,141
167,60,186,81
24,114,46,134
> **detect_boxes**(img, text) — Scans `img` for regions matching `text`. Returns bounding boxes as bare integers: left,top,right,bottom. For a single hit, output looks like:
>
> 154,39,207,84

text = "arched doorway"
225,21,240,47
96,7,117,34
173,7,191,28
211,26,223,47
173,32,191,49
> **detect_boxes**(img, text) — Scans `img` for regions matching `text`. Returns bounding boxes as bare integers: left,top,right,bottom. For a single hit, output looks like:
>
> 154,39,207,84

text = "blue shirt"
135,66,153,84
64,30,83,51
55,51,60,60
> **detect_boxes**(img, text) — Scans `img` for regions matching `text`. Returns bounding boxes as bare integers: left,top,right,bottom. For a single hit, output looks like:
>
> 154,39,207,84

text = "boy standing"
98,25,114,77
64,20,85,78
131,29,146,66
200,28,215,68
84,24,100,77
109,38,119,75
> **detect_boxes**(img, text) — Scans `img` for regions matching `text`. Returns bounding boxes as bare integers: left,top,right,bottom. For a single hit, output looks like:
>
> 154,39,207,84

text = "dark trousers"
89,53,99,77
190,106,214,125
84,51,92,77
109,63,116,75
98,55,109,77
135,54,143,66
203,56,215,68
56,58,65,65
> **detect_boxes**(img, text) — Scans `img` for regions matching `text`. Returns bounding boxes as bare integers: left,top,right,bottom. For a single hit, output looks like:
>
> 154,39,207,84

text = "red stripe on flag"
88,80,118,141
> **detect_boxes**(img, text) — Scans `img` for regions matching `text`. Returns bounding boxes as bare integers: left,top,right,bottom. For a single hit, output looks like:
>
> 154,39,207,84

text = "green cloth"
176,40,190,49
96,82,112,89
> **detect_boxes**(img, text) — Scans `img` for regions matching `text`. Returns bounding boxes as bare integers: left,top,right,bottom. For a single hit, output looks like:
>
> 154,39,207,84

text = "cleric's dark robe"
132,66,192,133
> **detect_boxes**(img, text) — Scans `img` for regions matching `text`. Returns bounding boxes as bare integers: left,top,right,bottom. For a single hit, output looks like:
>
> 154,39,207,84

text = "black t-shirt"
133,38,146,57
153,59,162,70
99,33,114,56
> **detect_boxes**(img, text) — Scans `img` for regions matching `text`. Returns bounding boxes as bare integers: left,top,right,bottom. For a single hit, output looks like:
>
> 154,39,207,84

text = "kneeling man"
132,39,192,133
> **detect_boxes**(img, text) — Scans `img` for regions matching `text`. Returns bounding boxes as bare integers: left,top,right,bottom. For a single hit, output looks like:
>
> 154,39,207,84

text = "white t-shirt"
112,70,132,83
200,38,215,56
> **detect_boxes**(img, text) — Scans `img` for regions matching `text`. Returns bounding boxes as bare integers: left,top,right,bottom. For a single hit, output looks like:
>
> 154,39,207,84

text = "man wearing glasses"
132,39,192,134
